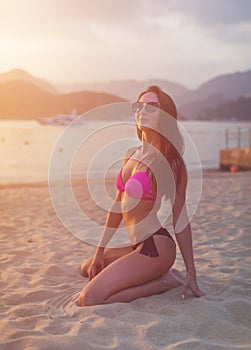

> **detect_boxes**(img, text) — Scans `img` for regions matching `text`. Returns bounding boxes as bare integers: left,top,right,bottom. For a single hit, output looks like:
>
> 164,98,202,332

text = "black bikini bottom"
132,227,175,257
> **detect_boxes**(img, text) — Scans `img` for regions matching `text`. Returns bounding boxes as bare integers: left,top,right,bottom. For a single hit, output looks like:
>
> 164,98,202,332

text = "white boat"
39,109,78,125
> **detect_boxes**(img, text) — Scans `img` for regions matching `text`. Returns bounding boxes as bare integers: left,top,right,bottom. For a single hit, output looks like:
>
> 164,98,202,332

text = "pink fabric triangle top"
116,148,156,201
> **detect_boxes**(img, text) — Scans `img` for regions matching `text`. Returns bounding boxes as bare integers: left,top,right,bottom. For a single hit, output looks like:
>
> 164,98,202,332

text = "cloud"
145,0,251,25
0,0,250,87
140,0,251,47
32,0,141,23
1,0,250,44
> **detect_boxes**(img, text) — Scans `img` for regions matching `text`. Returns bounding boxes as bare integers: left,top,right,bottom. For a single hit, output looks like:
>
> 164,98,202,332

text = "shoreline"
0,167,249,188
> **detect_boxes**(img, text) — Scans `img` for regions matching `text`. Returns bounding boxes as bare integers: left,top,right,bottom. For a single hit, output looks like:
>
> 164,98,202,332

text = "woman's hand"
181,271,205,299
89,251,105,280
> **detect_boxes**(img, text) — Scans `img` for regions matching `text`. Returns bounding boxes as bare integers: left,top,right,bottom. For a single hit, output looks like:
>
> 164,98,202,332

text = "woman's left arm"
174,222,205,298
172,167,205,299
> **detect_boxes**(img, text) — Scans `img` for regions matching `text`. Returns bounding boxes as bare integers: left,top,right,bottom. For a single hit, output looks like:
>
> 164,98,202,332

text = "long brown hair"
135,85,186,196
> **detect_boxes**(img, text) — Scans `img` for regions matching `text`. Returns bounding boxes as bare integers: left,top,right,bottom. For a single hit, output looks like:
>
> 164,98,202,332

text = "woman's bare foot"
162,270,184,291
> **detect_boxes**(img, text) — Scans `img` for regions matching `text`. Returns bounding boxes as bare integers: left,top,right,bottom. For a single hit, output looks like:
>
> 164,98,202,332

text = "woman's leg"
80,246,133,277
106,270,183,303
79,236,177,306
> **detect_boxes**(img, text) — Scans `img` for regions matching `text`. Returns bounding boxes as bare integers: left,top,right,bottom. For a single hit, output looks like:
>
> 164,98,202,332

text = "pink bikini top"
116,149,156,201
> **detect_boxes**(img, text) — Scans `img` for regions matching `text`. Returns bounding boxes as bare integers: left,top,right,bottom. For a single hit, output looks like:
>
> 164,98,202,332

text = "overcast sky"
0,0,250,88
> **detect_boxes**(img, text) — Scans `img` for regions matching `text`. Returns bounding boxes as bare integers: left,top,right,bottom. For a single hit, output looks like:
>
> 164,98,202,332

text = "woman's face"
134,92,160,133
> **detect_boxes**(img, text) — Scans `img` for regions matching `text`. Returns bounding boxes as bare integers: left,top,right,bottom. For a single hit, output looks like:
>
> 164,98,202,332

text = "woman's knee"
78,290,91,306
78,286,105,306
79,289,95,306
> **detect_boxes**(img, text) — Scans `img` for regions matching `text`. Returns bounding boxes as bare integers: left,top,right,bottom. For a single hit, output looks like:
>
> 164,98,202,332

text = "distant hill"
57,69,251,121
194,70,251,100
0,68,58,95
178,70,251,119
1,68,251,121
58,79,189,103
179,93,231,120
197,96,251,122
0,80,126,120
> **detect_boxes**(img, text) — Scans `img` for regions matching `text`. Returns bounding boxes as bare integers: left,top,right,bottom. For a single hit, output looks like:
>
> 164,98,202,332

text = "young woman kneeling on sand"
78,86,205,306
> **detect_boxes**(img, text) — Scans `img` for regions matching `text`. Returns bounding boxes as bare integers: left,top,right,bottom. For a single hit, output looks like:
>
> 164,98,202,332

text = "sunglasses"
132,101,160,113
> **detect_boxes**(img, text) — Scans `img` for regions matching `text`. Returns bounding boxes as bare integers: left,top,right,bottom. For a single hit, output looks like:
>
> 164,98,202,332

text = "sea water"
0,119,247,184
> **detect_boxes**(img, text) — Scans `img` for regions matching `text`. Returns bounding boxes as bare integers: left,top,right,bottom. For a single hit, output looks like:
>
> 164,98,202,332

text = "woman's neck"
141,131,162,152
141,131,171,159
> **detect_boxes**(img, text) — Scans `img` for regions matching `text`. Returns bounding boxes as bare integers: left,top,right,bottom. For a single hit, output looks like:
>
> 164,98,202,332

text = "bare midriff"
121,191,162,245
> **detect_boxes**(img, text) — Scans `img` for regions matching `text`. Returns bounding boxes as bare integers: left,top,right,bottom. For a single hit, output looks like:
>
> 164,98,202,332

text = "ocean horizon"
0,119,249,184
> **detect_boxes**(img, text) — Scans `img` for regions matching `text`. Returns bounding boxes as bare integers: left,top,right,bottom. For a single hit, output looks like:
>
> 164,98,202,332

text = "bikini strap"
124,145,141,165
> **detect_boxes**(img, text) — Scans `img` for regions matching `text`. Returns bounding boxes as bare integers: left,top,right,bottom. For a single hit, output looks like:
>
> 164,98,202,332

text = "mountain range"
0,68,250,121
58,70,251,121
0,69,125,120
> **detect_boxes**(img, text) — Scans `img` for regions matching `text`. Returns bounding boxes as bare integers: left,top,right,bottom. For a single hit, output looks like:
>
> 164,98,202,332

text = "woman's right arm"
89,190,123,279
90,146,137,279
96,189,123,251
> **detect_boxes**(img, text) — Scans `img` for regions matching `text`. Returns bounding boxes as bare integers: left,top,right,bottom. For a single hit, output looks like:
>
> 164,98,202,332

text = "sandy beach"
0,170,250,349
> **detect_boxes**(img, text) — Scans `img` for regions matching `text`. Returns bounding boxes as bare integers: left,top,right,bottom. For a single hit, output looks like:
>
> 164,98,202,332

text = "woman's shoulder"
124,145,140,159
121,145,140,166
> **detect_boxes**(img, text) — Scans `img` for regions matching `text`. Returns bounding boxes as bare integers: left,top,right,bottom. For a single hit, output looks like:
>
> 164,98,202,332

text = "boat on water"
39,110,79,126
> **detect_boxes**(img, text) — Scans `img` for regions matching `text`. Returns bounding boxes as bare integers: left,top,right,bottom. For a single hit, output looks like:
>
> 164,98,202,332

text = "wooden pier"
220,124,251,170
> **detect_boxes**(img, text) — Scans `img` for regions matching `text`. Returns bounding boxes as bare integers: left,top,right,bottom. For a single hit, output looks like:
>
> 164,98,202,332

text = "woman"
78,86,205,306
